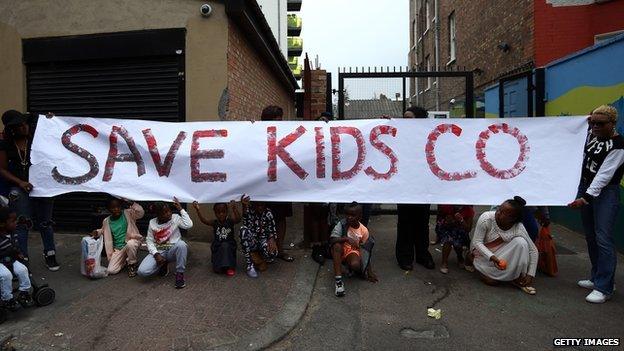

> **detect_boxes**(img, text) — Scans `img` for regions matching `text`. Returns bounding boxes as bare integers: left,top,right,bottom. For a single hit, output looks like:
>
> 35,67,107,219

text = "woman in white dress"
468,196,538,295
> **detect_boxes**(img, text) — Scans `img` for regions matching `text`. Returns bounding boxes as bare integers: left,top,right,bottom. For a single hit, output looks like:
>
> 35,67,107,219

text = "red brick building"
408,0,624,116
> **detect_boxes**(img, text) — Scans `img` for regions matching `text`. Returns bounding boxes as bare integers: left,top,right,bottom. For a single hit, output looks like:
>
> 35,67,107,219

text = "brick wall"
410,0,534,114
309,69,328,119
226,20,295,120
534,0,624,66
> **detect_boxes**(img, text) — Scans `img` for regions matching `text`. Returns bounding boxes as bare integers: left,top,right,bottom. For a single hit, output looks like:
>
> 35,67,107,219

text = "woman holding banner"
0,110,59,271
396,106,435,271
569,105,623,304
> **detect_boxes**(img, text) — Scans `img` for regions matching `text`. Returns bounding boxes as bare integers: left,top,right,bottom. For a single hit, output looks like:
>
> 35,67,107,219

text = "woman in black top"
569,105,624,304
0,110,59,271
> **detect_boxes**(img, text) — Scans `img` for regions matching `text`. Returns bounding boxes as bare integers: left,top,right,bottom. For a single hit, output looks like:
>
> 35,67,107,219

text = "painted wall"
544,34,624,251
483,76,530,118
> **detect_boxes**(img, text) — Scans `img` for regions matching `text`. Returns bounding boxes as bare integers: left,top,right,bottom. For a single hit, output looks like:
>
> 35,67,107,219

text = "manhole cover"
400,325,449,339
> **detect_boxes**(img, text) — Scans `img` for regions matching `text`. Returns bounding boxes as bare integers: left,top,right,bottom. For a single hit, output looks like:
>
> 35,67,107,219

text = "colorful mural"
482,34,624,250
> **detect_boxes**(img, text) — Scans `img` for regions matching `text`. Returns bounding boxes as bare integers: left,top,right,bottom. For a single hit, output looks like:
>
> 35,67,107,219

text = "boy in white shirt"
137,197,193,289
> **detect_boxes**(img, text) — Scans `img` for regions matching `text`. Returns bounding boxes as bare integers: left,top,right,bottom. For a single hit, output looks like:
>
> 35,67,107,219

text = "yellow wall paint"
545,83,624,116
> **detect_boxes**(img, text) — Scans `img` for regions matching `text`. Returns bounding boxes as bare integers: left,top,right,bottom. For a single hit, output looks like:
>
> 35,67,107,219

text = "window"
426,55,431,89
448,11,456,62
425,0,430,31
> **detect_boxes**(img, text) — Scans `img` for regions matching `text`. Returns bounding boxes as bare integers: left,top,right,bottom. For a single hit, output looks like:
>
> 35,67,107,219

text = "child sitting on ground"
137,197,193,289
239,196,278,278
91,197,144,277
0,206,34,310
435,204,475,274
193,198,241,276
330,202,378,297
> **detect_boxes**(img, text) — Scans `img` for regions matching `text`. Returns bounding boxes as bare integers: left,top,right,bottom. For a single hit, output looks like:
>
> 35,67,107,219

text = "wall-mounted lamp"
497,43,511,52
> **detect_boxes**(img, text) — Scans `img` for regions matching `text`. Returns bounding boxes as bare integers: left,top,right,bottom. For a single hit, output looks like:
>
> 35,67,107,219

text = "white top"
146,210,193,255
471,211,538,276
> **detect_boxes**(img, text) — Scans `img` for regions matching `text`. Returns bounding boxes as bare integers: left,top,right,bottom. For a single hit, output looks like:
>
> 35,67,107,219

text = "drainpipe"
434,0,440,111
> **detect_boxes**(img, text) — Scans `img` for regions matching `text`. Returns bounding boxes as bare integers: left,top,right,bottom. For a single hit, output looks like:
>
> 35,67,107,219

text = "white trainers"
247,266,258,278
577,279,594,289
585,290,611,304
335,280,345,297
578,280,617,291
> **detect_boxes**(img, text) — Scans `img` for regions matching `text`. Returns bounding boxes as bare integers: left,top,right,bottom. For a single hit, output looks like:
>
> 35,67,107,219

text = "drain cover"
400,325,449,339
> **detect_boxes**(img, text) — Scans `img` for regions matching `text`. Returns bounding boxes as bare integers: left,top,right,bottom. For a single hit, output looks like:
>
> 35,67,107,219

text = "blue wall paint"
545,35,624,101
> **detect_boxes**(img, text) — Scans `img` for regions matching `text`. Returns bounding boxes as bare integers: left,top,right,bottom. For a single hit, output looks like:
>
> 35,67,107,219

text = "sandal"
278,253,295,262
513,281,536,295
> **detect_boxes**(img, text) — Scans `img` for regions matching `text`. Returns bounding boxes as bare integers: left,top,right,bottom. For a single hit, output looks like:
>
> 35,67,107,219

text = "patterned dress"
239,208,277,269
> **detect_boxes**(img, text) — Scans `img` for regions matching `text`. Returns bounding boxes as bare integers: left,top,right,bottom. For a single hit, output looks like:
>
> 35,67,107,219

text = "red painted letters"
103,126,145,182
191,130,228,182
425,124,477,181
364,125,398,180
52,124,100,185
330,127,366,180
267,126,309,182
142,129,187,177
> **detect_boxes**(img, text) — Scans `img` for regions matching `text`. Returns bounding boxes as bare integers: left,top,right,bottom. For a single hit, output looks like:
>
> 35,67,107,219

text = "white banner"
30,116,588,205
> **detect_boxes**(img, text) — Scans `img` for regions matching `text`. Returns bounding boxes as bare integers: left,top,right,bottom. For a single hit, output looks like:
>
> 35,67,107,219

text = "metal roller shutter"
24,29,185,231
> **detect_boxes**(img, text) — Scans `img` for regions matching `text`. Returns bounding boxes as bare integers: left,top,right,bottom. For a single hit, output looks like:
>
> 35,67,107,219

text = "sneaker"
17,291,34,308
2,298,20,311
175,273,186,289
440,266,449,274
464,265,475,273
335,279,346,297
586,289,611,304
127,264,138,278
247,266,258,278
578,279,594,290
226,268,235,277
44,251,60,271
158,264,170,277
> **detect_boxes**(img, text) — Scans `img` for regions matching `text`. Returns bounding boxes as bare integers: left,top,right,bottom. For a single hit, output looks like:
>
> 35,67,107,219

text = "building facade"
408,0,624,117
257,0,303,79
0,0,297,234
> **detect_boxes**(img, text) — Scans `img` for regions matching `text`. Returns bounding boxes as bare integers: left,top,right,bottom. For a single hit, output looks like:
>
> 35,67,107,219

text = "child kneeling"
239,196,278,278
138,197,193,289
0,207,34,310
330,202,378,297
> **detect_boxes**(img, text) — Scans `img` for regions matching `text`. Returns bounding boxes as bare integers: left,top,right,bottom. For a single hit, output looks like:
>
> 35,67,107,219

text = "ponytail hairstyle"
504,196,527,224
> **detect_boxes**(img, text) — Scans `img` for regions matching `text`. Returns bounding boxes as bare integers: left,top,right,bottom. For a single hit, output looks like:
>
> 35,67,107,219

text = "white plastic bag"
80,236,108,279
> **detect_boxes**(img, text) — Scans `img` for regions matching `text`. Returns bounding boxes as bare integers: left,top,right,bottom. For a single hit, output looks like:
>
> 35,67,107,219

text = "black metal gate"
337,67,474,119
23,29,186,231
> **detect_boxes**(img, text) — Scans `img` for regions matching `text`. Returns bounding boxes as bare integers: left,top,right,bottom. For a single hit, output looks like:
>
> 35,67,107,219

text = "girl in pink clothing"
90,197,144,277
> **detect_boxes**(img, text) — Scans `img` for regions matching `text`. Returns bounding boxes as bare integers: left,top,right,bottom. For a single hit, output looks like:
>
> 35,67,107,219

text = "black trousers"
396,204,432,266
